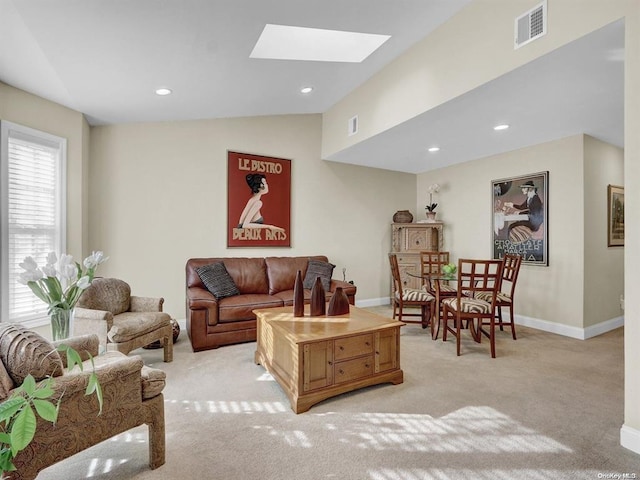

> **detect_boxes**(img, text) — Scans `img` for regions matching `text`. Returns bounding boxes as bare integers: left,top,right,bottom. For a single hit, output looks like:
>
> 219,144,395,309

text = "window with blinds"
1,121,66,325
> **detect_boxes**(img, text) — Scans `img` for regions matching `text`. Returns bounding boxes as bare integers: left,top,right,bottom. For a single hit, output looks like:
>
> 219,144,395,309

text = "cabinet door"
392,224,442,253
302,341,333,392
396,254,422,291
375,328,399,373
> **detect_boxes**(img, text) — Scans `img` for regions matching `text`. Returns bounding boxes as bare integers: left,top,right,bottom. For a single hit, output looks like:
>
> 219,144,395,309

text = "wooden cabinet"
390,222,444,296
255,306,403,413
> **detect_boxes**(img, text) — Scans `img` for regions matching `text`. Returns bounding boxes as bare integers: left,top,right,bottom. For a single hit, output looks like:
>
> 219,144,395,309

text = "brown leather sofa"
185,255,357,352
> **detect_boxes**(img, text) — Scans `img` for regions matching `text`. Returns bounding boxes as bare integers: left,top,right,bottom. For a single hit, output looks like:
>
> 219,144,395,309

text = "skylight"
250,24,391,63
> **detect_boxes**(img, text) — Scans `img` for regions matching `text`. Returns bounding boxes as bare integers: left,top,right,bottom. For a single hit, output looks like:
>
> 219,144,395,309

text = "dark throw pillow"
303,259,335,291
196,262,240,300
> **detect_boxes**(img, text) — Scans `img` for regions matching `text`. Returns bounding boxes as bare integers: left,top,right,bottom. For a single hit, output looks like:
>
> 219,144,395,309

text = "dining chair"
442,259,504,357
388,253,435,331
419,251,456,295
419,251,457,340
475,254,523,340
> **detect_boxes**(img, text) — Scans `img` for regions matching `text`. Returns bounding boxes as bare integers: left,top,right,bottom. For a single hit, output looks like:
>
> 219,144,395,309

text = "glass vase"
50,307,74,341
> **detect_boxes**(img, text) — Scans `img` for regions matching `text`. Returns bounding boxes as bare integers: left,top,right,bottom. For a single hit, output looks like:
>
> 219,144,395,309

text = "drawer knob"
365,342,370,346
339,369,344,375
328,361,333,365
339,346,344,351
365,364,370,368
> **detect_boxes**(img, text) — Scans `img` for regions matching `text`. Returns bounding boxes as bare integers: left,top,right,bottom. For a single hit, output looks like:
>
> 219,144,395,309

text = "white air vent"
515,1,547,49
348,115,358,136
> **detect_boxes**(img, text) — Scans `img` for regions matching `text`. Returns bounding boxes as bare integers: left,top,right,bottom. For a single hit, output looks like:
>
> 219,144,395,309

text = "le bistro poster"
227,151,291,247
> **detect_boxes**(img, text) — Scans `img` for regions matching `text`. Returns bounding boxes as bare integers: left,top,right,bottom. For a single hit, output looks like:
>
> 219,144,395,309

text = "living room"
1,0,640,478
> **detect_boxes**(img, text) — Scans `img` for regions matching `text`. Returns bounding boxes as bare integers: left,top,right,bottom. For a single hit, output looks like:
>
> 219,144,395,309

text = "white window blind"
1,121,66,325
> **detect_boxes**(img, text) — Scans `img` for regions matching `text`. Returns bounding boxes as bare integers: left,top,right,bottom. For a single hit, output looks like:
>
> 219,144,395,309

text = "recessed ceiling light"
300,86,313,94
250,24,391,63
494,124,510,131
155,88,172,96
428,147,440,153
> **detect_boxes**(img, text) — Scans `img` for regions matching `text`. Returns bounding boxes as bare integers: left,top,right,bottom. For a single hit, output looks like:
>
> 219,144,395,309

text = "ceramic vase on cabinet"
393,210,413,223
310,277,326,316
293,270,305,317
327,287,350,316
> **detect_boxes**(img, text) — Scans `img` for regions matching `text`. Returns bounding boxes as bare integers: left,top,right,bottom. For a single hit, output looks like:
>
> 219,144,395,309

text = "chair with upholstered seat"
419,251,457,339
419,251,456,295
389,253,435,332
442,259,503,357
475,254,522,340
75,278,173,362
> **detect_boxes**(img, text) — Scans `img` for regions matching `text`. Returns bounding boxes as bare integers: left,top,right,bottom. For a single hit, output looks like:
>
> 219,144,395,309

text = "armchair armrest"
53,334,100,366
130,296,164,312
74,307,113,352
51,354,144,399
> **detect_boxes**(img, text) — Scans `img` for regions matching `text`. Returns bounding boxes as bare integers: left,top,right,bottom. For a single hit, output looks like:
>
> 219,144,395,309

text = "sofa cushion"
265,257,311,295
78,278,131,315
196,262,240,300
109,311,171,343
0,323,63,385
217,294,284,323
303,259,335,291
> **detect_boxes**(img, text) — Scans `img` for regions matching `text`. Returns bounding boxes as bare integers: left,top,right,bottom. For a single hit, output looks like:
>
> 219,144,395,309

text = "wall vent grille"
348,115,358,136
515,1,547,49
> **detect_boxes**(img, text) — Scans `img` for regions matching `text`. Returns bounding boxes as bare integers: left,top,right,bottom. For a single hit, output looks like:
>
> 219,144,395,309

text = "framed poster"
607,184,624,247
227,151,291,247
492,171,549,265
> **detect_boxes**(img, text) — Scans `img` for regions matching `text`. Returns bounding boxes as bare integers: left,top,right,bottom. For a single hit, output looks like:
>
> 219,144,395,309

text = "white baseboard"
355,300,624,340
621,424,640,455
355,297,390,308
515,314,624,340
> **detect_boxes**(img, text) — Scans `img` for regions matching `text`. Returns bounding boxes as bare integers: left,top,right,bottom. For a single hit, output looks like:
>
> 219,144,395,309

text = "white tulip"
84,251,108,269
77,276,91,289
19,256,39,272
46,251,57,266
42,264,57,277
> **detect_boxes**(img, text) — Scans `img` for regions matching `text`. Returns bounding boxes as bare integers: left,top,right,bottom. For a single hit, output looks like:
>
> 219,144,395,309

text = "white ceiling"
0,0,624,174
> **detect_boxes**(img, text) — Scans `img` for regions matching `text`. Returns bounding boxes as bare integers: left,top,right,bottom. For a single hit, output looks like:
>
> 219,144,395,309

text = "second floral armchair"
74,278,173,362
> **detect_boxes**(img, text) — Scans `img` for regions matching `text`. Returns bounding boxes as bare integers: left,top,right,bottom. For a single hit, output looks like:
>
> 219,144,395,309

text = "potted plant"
425,183,440,221
17,251,108,341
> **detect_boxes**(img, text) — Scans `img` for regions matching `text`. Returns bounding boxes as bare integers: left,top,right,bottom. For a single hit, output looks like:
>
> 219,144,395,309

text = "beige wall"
417,135,590,330
89,115,415,319
0,82,88,260
416,134,624,332
583,136,624,328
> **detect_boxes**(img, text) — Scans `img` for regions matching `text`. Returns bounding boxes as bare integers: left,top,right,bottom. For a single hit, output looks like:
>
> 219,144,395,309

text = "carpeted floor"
38,306,640,479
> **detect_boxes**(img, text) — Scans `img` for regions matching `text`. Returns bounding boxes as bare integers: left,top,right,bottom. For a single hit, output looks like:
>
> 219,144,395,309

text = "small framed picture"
607,185,624,247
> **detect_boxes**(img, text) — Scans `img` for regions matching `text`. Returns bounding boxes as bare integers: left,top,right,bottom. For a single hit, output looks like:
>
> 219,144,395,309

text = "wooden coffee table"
254,305,404,413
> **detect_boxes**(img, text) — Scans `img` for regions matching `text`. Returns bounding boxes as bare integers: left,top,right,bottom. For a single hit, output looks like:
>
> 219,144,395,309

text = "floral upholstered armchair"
75,278,173,362
0,324,166,480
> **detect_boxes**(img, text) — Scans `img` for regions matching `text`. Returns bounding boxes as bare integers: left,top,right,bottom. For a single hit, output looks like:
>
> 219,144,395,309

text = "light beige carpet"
38,306,640,479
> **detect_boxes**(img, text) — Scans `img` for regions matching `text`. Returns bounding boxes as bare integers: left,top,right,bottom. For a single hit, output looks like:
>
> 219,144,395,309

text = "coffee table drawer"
334,333,373,361
335,356,374,384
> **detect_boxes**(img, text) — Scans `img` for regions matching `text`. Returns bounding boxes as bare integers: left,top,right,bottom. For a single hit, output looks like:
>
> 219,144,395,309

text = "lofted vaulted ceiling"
0,0,624,173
